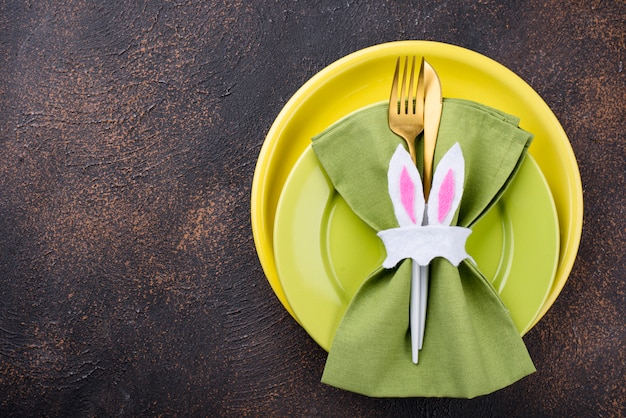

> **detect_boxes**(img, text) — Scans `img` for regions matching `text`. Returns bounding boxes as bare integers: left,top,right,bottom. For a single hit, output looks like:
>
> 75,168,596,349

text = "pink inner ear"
400,167,417,224
438,169,455,223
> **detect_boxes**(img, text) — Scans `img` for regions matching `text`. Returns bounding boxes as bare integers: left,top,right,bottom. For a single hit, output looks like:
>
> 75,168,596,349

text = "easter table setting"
0,0,623,416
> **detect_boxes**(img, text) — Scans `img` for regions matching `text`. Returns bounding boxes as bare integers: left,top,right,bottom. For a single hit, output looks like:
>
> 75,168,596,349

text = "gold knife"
418,60,443,350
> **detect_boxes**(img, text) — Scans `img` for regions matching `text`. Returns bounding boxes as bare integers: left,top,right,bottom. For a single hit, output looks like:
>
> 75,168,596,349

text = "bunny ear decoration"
428,142,465,226
378,142,472,268
386,143,465,228
388,145,425,228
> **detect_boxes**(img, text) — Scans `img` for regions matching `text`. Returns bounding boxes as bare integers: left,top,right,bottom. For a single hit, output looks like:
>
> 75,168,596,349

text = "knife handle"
410,260,421,364
419,265,429,350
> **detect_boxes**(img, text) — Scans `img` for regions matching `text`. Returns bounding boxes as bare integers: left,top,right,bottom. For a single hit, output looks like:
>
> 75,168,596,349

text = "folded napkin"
311,98,535,398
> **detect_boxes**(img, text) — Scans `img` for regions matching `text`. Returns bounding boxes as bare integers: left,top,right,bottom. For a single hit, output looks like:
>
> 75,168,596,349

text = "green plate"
274,146,559,351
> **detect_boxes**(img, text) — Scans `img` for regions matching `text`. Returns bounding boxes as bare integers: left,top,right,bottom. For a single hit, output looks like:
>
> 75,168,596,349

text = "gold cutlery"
388,56,442,363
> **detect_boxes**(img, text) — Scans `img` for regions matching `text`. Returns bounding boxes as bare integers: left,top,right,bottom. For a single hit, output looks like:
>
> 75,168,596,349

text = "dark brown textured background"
0,1,624,416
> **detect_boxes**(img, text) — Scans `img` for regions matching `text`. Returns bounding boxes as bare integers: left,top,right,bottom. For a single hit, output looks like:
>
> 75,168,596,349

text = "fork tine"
408,56,416,114
401,56,409,114
390,57,400,115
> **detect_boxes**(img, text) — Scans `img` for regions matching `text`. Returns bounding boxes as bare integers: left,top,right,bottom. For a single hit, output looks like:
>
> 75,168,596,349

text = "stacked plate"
251,41,583,351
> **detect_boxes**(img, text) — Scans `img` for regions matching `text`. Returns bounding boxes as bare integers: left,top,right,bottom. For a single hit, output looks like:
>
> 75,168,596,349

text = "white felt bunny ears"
377,143,473,268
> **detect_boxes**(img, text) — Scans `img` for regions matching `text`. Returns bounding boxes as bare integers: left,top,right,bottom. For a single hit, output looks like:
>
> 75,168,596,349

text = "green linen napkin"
311,98,536,398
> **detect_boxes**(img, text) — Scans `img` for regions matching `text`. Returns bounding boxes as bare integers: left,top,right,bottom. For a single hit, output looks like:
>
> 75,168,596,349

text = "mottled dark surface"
0,0,624,416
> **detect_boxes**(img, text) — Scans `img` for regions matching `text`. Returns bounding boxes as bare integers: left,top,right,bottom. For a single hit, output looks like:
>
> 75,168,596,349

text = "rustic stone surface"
0,0,623,416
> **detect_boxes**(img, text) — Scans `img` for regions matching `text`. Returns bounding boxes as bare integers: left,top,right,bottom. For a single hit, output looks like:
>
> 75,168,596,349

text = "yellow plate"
251,41,583,326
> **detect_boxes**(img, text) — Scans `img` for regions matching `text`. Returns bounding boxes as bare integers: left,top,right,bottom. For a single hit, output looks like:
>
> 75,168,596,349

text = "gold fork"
388,56,426,164
388,56,427,364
